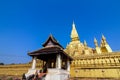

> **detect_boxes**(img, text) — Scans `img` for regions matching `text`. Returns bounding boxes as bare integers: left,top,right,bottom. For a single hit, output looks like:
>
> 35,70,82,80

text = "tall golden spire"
84,40,88,50
94,38,101,54
101,34,107,47
102,34,107,45
100,34,112,53
94,38,98,47
71,21,79,41
83,40,90,55
84,40,87,47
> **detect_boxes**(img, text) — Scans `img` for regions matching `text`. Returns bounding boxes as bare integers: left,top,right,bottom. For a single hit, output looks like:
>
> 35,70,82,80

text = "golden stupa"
65,22,120,78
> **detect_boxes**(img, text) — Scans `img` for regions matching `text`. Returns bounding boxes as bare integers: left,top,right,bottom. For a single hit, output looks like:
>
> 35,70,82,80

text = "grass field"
0,75,22,80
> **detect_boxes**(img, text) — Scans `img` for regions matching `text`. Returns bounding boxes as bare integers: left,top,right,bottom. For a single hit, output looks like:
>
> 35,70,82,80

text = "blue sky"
0,0,120,64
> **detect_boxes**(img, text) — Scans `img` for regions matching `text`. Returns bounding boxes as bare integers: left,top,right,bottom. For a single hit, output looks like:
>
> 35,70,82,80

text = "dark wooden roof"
28,35,73,61
42,35,64,49
28,46,73,61
28,46,61,55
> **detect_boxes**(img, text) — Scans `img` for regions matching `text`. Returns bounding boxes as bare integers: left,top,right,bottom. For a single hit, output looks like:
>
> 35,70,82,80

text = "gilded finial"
101,34,107,44
84,40,88,49
84,40,87,47
71,21,79,41
94,38,98,47
72,20,75,27
100,39,104,47
100,34,112,53
94,38,102,54
102,34,106,40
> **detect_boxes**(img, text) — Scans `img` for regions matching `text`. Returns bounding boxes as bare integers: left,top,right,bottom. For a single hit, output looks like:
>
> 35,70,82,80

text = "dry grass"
0,75,22,80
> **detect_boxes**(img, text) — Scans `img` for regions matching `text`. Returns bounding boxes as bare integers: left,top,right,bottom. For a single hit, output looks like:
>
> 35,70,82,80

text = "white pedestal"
45,68,70,80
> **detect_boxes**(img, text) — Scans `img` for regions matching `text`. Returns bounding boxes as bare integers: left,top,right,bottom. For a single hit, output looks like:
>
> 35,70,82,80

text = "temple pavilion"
25,35,73,80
